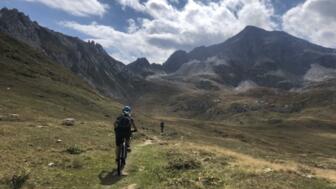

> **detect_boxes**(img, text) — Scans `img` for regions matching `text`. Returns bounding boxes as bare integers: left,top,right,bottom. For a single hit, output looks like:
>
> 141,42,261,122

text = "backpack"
116,115,131,132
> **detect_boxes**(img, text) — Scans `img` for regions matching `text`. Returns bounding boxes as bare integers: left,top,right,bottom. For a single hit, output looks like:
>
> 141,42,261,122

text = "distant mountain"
163,50,189,73
163,26,336,89
127,58,164,78
0,8,142,99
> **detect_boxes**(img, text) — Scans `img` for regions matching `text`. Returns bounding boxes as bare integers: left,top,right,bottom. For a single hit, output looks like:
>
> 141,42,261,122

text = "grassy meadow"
0,33,336,188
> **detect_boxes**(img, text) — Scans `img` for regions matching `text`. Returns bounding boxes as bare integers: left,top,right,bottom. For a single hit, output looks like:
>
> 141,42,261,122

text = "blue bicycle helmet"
122,106,131,115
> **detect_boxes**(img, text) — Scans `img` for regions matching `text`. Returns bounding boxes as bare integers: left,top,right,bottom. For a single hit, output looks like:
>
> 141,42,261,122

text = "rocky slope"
0,8,142,99
163,26,336,89
126,58,164,78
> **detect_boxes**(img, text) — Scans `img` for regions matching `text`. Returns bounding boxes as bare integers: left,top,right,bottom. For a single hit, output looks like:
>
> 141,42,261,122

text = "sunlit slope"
0,32,126,188
0,32,121,119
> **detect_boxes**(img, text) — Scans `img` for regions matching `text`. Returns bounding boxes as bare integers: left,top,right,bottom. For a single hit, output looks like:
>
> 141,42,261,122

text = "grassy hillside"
0,32,123,120
0,32,335,189
0,32,127,188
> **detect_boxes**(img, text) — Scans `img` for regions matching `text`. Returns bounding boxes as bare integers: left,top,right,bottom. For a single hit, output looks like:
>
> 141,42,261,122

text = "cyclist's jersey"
115,114,133,135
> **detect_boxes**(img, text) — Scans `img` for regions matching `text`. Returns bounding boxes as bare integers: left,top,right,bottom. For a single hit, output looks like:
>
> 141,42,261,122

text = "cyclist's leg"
115,133,122,161
115,146,120,161
125,133,131,152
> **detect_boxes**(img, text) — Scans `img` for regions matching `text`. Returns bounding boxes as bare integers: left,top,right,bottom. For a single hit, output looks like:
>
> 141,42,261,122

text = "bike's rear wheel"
117,158,122,176
117,142,127,176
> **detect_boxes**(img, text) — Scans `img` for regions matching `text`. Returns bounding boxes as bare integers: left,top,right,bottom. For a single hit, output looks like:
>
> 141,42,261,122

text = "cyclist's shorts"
115,132,131,146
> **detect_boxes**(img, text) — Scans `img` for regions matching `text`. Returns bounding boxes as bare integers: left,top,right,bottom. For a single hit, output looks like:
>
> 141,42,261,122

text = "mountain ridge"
0,8,143,99
1,7,336,93
162,25,336,89
126,57,164,78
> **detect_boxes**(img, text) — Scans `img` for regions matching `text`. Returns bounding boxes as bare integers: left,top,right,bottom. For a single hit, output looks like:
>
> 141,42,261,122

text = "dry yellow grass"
184,142,336,182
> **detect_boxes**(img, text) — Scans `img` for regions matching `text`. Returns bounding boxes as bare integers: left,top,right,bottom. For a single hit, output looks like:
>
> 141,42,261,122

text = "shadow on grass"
98,169,127,185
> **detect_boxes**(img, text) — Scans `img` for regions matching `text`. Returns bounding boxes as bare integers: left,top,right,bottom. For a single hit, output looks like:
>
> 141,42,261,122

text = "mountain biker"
114,106,137,161
160,121,165,133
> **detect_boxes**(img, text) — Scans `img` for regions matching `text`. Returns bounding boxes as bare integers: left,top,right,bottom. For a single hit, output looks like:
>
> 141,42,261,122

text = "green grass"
0,32,125,188
0,32,336,188
100,140,336,189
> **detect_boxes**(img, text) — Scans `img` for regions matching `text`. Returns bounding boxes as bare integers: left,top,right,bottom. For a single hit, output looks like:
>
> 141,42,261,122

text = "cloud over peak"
25,0,109,17
282,0,336,48
62,0,276,63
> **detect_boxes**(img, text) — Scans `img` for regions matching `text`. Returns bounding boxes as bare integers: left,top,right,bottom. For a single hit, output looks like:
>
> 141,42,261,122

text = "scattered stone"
48,162,55,167
7,87,10,90
56,139,62,143
213,99,221,103
202,157,211,162
9,114,20,121
305,174,314,179
62,118,76,126
36,125,44,128
138,166,145,172
66,145,83,155
123,184,139,189
198,176,222,186
264,167,273,173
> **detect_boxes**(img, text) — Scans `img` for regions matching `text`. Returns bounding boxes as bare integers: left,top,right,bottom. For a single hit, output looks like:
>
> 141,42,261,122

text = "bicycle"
117,130,136,176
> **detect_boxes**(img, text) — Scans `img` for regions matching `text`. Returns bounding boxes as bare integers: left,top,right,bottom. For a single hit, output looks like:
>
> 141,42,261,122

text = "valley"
0,7,335,189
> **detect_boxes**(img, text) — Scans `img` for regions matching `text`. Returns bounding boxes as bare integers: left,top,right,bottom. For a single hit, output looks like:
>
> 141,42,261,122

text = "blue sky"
1,0,335,64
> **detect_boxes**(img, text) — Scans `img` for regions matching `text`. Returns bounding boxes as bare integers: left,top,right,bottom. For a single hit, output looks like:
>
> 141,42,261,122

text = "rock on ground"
62,118,76,126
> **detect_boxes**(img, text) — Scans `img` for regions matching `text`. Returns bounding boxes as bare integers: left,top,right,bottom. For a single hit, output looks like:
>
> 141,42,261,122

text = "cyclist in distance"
114,106,138,161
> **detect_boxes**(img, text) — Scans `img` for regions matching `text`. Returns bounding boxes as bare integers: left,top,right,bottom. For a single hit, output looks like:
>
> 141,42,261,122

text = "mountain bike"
117,130,136,176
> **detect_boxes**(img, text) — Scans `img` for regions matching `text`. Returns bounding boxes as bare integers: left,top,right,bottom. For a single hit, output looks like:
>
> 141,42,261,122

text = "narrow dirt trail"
117,137,159,189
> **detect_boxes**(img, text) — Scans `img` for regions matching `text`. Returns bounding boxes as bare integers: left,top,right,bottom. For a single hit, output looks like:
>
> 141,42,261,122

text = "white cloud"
282,0,336,48
60,21,171,64
61,0,276,63
116,0,146,12
25,0,109,17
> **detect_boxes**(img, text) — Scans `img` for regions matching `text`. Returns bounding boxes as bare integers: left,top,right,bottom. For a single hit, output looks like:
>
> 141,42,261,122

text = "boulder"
8,114,20,121
263,167,273,173
62,118,76,126
48,162,55,167
0,115,4,121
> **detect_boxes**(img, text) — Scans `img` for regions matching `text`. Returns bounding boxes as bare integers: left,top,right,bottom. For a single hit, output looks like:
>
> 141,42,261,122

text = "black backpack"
116,115,131,132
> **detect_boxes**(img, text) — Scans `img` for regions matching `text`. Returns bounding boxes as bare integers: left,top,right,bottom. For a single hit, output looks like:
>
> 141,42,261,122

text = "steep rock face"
0,8,141,99
163,50,189,73
127,58,165,78
163,26,336,89
0,8,41,48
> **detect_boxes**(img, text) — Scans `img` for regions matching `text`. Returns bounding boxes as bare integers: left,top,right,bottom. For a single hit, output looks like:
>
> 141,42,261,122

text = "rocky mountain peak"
162,25,336,89
163,50,189,73
239,25,267,34
133,57,151,66
0,8,147,99
0,8,41,48
127,57,164,78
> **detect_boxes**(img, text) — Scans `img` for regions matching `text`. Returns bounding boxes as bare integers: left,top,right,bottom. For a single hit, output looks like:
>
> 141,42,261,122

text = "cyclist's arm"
131,119,138,132
114,119,119,131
